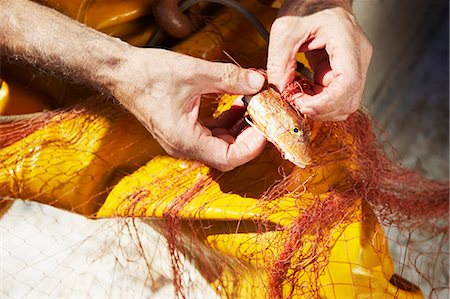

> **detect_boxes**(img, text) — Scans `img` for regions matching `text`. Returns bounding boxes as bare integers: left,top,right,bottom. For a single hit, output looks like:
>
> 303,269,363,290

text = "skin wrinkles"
267,0,372,122
1,0,371,171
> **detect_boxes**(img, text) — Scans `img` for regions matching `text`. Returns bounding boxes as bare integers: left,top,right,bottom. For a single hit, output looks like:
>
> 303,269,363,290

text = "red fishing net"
1,2,448,299
0,90,447,298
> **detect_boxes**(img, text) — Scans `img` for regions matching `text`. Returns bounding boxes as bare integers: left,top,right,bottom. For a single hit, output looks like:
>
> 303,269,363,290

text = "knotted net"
1,1,448,298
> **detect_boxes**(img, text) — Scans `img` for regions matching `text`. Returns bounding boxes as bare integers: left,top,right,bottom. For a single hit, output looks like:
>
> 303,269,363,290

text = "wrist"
109,47,185,109
92,37,135,100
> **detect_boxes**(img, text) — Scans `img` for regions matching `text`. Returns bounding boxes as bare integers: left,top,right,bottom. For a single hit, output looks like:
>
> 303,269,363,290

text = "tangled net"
1,1,448,298
2,93,446,298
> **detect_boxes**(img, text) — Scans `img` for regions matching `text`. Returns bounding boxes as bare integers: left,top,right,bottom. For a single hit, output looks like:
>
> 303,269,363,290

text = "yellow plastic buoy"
0,80,9,114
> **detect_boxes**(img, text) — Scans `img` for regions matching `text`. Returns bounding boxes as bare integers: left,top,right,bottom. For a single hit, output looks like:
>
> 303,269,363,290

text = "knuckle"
162,145,178,158
361,37,373,62
159,136,187,159
324,93,340,112
350,98,361,112
216,163,235,172
266,65,284,84
327,100,340,113
342,95,360,114
365,40,374,57
342,105,355,115
348,74,363,92
221,64,241,86
271,17,288,34
347,103,358,114
208,156,234,171
218,152,240,172
336,114,349,122
270,17,299,45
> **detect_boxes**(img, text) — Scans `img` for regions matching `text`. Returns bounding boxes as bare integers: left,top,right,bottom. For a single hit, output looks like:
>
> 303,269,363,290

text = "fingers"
296,73,361,114
266,5,372,122
160,120,267,172
296,90,363,121
328,115,349,122
311,40,369,120
197,126,267,171
121,49,268,171
267,16,308,92
197,61,265,95
299,28,367,119
306,49,333,87
154,55,266,170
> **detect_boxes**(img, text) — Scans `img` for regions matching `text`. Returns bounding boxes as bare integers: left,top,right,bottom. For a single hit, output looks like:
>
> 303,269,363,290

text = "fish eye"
292,127,300,134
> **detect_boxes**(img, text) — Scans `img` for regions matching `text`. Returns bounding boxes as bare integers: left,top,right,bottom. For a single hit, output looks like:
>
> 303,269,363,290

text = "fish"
242,87,312,168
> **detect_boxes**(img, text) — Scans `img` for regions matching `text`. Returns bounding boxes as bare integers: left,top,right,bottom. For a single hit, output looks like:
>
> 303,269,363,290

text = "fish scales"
244,87,312,168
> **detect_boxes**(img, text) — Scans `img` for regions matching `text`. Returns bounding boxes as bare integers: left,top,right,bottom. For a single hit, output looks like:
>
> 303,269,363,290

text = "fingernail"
274,79,287,93
299,107,317,117
247,72,264,90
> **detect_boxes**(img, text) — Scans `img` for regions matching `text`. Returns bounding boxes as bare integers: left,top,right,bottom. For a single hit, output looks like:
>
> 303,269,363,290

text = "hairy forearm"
0,0,269,171
0,0,131,95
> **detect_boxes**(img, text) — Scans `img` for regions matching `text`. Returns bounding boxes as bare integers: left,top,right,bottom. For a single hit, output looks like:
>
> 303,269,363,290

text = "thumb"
200,62,265,95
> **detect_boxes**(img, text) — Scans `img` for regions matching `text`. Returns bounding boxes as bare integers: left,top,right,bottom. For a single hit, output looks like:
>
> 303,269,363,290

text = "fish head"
273,117,312,168
246,88,312,168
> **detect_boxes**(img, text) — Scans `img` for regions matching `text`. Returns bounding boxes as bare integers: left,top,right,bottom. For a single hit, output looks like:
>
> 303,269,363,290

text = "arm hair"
0,0,130,95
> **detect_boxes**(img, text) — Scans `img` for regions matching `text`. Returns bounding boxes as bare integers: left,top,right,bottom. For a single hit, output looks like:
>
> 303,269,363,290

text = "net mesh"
1,1,449,299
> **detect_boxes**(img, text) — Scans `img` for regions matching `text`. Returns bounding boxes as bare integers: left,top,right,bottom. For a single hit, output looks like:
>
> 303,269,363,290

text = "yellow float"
0,1,426,298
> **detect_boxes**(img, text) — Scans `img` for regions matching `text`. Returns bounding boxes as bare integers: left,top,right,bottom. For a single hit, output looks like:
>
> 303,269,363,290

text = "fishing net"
1,1,449,298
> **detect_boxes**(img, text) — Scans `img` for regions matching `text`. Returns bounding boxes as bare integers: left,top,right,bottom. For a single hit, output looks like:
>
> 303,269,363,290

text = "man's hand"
1,0,266,172
109,49,266,172
267,0,372,121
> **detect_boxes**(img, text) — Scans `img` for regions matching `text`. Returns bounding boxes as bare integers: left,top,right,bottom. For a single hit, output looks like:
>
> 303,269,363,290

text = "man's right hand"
112,48,267,171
